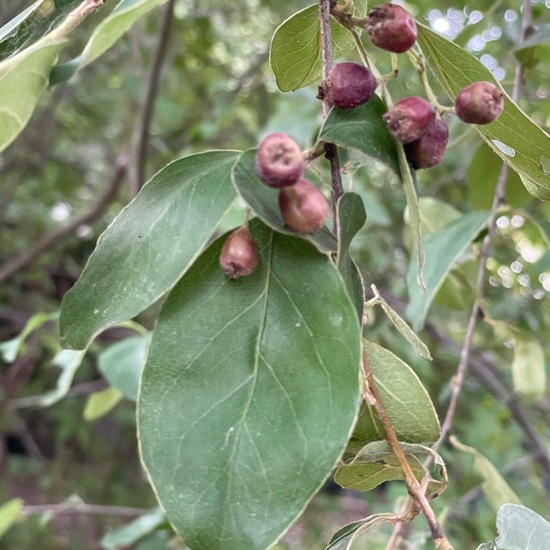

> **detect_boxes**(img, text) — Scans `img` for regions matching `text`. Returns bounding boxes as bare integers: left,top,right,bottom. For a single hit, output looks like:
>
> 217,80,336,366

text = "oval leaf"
60,151,239,350
83,387,123,421
356,341,440,444
0,498,23,540
495,504,550,550
417,23,550,200
269,4,355,92
406,211,491,330
138,219,361,550
231,149,337,253
319,97,399,174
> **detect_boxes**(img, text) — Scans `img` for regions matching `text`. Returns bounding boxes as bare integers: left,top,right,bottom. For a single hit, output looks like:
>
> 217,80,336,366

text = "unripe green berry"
278,180,329,234
220,227,258,278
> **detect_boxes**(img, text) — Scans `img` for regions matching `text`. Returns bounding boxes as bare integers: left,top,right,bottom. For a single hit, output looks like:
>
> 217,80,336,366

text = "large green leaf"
495,504,550,550
406,211,491,330
138,219,361,550
61,151,240,350
417,24,550,200
51,0,167,84
0,0,104,153
269,4,356,92
354,341,440,445
231,149,337,253
319,97,400,174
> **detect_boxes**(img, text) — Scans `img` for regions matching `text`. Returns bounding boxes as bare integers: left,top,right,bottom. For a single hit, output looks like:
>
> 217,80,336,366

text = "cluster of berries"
220,3,505,278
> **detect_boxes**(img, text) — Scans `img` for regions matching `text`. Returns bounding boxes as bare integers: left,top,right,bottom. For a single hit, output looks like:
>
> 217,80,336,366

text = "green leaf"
0,0,104,154
451,437,521,513
0,499,23,540
0,0,46,44
514,24,550,52
495,504,550,550
269,5,355,92
231,149,337,253
357,341,440,444
138,219,361,550
83,387,123,421
417,24,550,201
325,513,398,550
406,211,491,330
0,311,57,363
468,144,532,209
51,0,167,84
101,508,165,550
319,97,400,174
98,335,149,401
511,337,546,400
337,193,367,319
60,151,240,350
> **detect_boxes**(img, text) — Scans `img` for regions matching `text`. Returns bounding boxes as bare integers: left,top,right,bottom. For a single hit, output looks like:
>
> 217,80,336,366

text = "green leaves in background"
232,149,337,253
451,436,521,513
51,0,167,84
99,335,149,401
512,336,546,400
138,219,361,550
319,97,399,174
417,24,550,200
494,504,550,550
336,192,367,318
353,341,440,446
83,387,123,421
101,508,165,550
0,499,23,540
406,211,491,330
60,151,239,350
270,4,357,92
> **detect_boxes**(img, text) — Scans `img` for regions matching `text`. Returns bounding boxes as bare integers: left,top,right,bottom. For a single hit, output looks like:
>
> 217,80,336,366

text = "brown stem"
362,351,452,548
130,0,177,196
0,160,126,285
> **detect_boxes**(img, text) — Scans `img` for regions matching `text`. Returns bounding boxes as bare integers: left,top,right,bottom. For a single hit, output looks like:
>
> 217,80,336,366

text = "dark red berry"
405,118,449,169
365,3,417,53
255,133,304,188
383,97,435,144
455,81,504,124
220,227,258,278
324,62,377,109
278,180,329,234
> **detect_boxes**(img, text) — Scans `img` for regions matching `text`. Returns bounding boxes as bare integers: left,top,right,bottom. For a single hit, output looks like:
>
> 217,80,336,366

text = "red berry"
405,119,449,169
365,3,417,53
255,133,304,188
220,227,258,278
455,81,504,124
383,97,435,144
324,62,377,109
278,180,329,234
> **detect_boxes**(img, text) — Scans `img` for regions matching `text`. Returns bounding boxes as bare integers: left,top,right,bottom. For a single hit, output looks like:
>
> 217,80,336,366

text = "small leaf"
0,499,23,540
514,24,550,52
325,514,397,550
98,335,150,401
358,341,440,444
101,508,165,550
337,193,367,318
231,149,337,253
406,211,491,330
417,24,550,200
319,97,400,174
138,219,361,550
451,436,521,512
495,504,550,550
511,337,546,400
50,0,167,84
83,387,123,421
0,0,46,44
60,151,240,350
269,5,355,92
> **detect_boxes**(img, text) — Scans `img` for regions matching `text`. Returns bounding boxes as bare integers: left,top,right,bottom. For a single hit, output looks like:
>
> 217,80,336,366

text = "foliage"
1,0,550,549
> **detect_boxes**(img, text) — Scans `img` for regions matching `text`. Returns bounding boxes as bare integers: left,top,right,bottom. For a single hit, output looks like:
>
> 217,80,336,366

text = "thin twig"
130,0,177,196
0,160,126,285
434,0,532,452
362,351,453,549
21,503,150,517
318,0,344,235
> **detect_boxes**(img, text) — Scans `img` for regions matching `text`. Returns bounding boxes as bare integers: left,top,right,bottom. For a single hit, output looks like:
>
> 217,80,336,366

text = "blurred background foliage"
0,0,549,548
